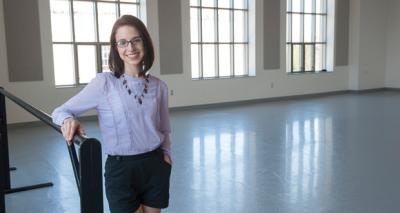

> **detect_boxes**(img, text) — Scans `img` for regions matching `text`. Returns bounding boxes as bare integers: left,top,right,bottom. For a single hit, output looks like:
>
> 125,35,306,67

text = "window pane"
286,45,292,72
292,44,303,72
191,45,200,78
202,0,215,7
98,3,118,42
101,45,111,72
304,0,313,13
316,0,326,13
287,14,292,42
304,14,313,42
315,44,325,71
202,9,215,42
218,9,231,42
120,3,138,16
292,14,301,42
316,15,326,42
190,8,199,42
234,10,246,42
73,1,96,42
219,44,231,77
287,0,292,11
218,0,230,8
292,0,302,12
53,44,75,85
234,0,246,9
234,44,246,76
50,0,72,42
304,44,314,71
78,45,97,84
190,0,199,6
202,45,216,78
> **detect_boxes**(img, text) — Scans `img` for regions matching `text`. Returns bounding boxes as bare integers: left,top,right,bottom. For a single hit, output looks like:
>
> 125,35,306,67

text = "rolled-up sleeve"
52,74,106,125
159,81,172,156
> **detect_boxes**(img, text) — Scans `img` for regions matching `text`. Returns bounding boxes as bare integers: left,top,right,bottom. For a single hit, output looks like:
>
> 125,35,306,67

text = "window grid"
50,0,140,86
286,0,327,73
190,0,249,79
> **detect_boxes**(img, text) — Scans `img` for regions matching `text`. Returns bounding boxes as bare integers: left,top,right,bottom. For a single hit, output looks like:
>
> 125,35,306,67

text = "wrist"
62,117,74,124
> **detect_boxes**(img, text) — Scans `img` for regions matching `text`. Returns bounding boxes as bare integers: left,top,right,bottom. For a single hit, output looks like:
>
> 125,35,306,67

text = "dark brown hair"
108,15,155,78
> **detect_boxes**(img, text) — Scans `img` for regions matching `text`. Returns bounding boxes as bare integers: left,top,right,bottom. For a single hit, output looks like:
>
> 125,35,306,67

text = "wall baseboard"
347,87,387,94
170,90,350,112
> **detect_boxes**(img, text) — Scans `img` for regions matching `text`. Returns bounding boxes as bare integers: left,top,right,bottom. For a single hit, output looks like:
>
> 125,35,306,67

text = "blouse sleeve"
52,73,106,125
159,81,172,156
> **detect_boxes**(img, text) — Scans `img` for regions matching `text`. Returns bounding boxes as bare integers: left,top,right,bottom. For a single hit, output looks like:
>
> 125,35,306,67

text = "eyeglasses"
116,37,143,48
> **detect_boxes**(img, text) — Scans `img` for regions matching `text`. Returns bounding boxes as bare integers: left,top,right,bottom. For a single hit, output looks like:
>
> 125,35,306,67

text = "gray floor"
4,91,400,213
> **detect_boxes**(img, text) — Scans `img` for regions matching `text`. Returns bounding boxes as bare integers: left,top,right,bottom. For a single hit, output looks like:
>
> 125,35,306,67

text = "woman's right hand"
61,118,86,145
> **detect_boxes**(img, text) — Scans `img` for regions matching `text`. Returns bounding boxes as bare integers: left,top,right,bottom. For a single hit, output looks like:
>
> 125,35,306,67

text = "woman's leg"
142,205,161,213
134,205,144,213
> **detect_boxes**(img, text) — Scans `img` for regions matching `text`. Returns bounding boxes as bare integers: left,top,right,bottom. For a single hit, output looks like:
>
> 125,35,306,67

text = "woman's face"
115,25,144,68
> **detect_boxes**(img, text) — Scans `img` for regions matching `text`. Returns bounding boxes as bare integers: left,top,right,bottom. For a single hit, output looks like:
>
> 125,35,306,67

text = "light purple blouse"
52,72,171,156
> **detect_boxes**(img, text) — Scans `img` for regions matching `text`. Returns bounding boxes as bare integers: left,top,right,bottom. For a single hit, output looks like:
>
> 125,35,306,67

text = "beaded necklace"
122,74,150,105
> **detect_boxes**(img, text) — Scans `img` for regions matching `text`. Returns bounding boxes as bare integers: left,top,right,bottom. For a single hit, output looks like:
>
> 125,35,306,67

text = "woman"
52,15,172,213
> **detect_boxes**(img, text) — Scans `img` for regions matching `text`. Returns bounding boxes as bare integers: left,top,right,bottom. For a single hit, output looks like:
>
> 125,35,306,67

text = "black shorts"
104,148,172,213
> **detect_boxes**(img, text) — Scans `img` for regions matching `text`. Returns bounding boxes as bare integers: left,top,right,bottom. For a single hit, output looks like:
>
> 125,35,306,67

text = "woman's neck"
124,64,142,77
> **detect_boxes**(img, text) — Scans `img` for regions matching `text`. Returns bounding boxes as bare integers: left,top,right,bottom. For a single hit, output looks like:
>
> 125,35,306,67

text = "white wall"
1,0,390,124
349,0,388,90
385,0,400,88
348,0,361,90
358,0,387,89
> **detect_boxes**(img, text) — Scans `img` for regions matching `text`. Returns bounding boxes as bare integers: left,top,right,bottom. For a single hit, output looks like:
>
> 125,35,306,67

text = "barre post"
1,90,8,213
79,138,103,213
0,90,4,213
0,88,11,192
0,184,4,213
0,87,104,212
0,88,53,196
0,173,3,213
0,111,6,213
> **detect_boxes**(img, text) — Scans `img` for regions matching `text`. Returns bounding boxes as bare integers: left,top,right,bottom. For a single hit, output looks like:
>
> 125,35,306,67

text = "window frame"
190,0,250,80
286,0,330,74
50,0,141,87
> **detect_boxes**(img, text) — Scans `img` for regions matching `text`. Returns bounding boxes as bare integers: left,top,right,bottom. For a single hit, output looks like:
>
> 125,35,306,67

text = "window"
286,0,334,73
50,0,140,86
190,0,249,79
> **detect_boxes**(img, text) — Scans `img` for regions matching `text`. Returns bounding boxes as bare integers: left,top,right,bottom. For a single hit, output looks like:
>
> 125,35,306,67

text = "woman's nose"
127,42,135,50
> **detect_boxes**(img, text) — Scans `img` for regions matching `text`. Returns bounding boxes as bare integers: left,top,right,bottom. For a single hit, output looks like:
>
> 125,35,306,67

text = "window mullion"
301,0,304,72
231,3,235,77
94,2,102,74
244,9,248,75
137,0,141,18
117,0,121,17
324,0,328,70
289,1,293,72
73,43,80,84
312,0,316,71
199,0,204,78
215,4,219,78
70,1,80,85
291,44,293,73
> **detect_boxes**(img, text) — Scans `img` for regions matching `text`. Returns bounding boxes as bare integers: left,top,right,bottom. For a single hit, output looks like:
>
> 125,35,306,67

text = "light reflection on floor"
5,91,400,213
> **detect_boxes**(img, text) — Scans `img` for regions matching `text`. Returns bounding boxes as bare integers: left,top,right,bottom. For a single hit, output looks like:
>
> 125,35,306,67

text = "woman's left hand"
163,154,172,166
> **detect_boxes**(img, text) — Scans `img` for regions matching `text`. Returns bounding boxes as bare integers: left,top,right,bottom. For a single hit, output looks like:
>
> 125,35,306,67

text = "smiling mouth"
127,52,139,57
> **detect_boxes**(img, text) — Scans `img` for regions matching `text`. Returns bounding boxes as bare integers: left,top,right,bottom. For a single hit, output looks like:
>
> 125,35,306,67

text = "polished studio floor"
4,91,400,213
